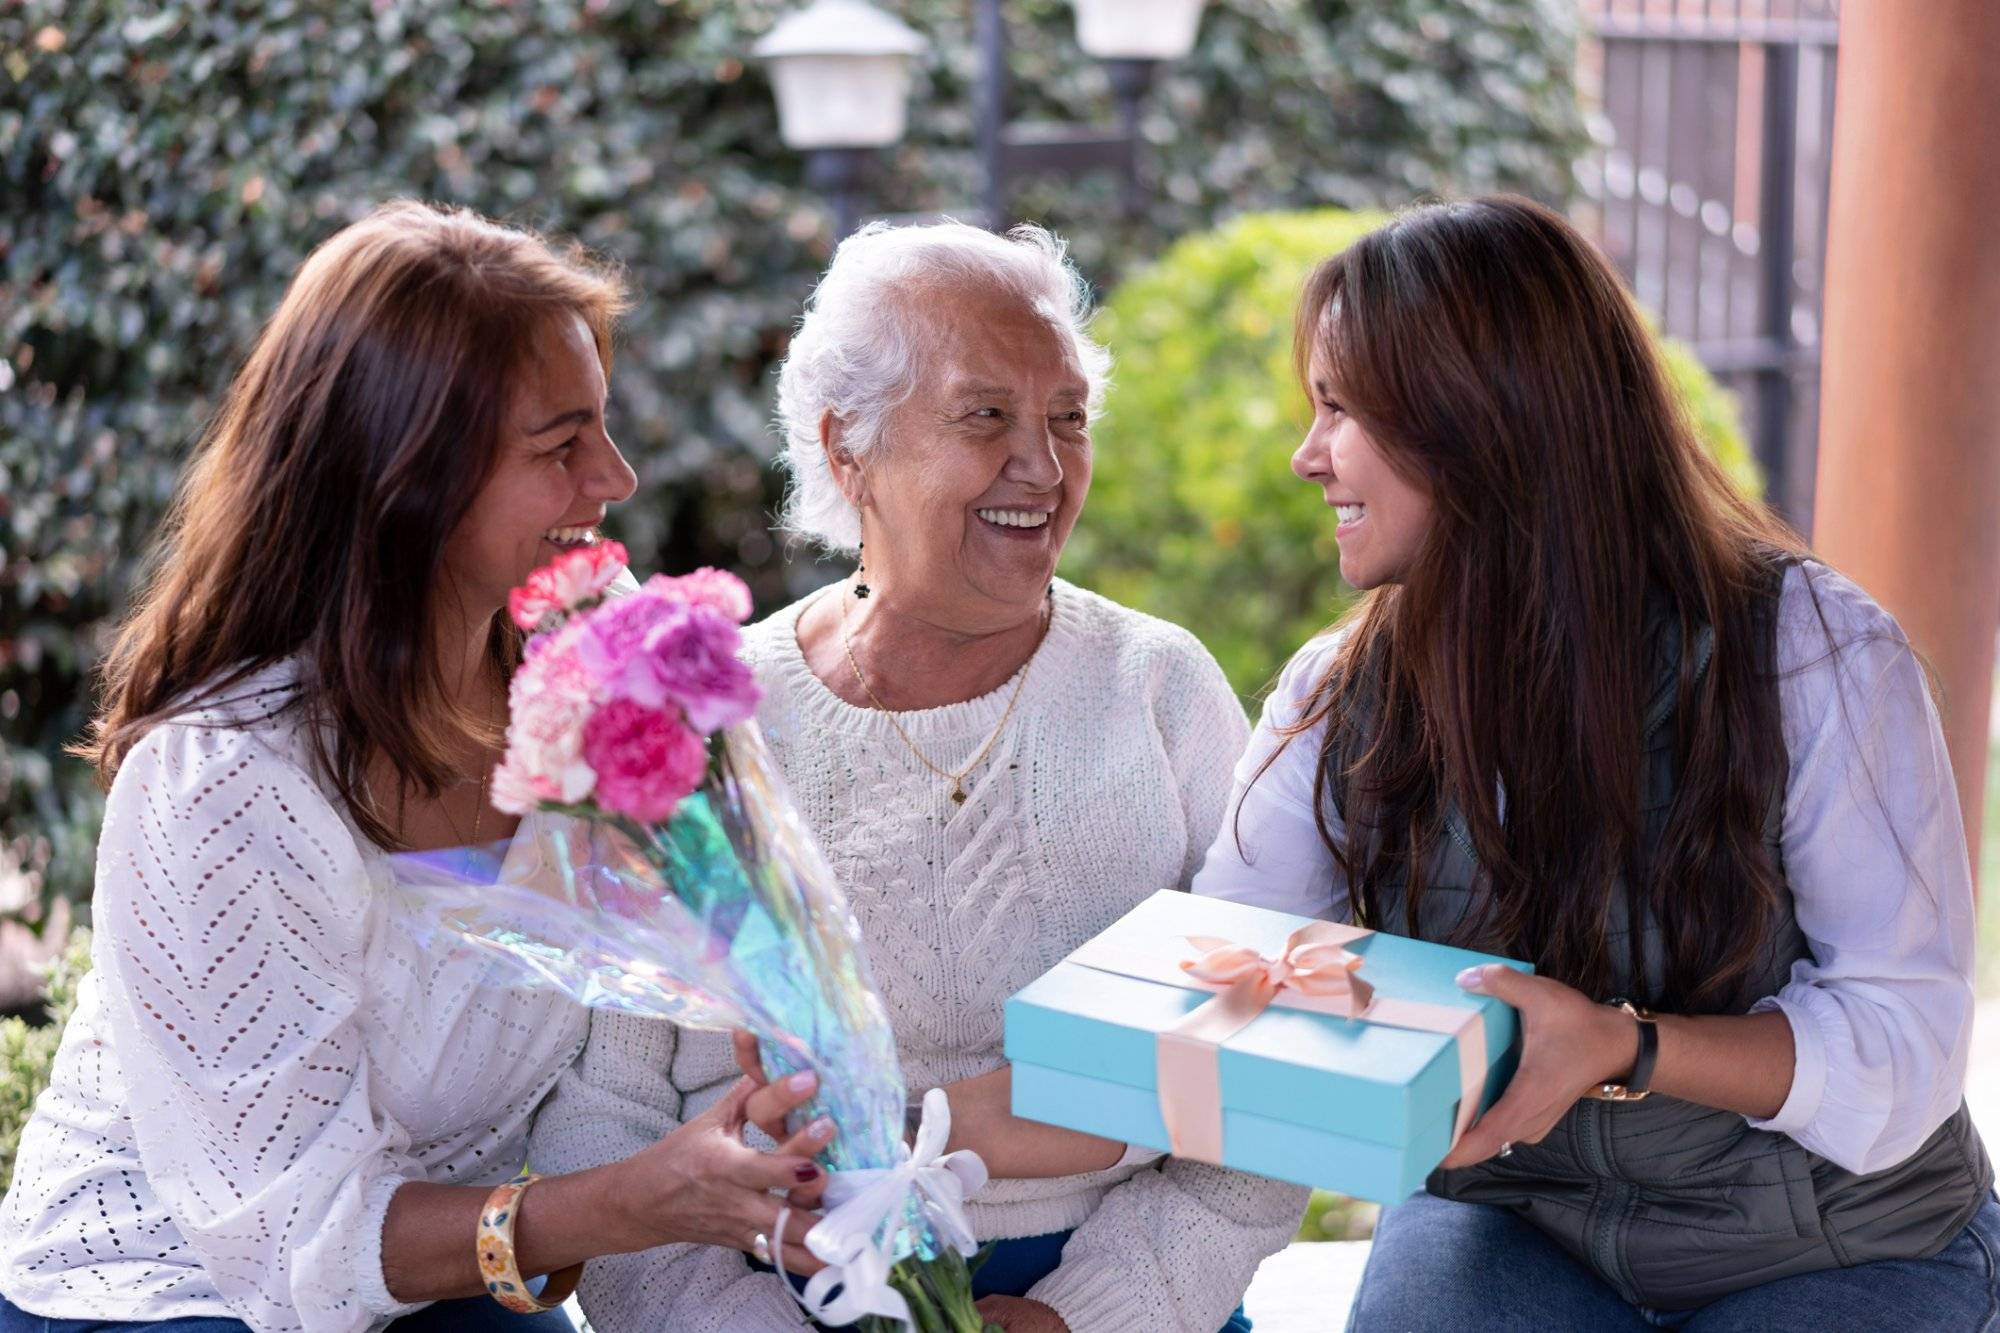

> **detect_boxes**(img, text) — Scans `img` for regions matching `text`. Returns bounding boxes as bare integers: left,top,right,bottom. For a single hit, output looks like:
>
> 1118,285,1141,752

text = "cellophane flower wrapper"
386,547,994,1332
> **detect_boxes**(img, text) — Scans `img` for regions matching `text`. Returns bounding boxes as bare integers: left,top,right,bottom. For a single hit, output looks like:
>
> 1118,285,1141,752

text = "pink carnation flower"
492,556,754,820
577,590,761,735
488,635,601,814
582,699,708,823
569,589,672,677
644,568,754,624
509,540,630,631
488,754,550,818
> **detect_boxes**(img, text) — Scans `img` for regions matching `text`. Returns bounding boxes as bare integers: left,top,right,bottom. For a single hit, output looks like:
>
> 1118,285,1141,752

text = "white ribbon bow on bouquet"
788,1087,990,1327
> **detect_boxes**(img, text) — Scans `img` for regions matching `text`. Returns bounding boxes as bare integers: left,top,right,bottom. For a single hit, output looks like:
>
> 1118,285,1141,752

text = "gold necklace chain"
837,581,1047,806
444,763,491,846
470,764,488,844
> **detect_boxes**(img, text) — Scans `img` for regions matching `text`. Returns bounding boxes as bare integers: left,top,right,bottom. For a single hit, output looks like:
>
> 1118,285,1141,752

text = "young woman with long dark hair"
0,202,833,1332
1193,196,1995,1328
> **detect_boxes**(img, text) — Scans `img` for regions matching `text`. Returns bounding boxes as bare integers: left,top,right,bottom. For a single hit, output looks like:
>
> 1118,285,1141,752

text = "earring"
854,541,871,599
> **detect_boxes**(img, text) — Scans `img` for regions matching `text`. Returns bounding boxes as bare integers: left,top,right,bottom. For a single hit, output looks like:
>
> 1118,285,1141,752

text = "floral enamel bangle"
478,1172,583,1313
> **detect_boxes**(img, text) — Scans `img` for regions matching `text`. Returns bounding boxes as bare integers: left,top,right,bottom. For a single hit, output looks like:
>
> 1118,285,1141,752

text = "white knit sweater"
528,579,1311,1333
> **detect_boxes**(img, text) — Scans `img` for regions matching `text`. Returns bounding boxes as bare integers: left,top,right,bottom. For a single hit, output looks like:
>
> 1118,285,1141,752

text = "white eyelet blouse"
0,662,589,1331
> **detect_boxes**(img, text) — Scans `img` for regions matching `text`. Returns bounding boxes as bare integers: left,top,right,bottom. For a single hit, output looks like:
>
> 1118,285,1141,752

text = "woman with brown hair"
0,202,833,1332
1193,196,1996,1328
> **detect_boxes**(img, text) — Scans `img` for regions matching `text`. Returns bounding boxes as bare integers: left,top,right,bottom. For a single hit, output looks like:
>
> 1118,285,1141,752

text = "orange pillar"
1812,0,2000,884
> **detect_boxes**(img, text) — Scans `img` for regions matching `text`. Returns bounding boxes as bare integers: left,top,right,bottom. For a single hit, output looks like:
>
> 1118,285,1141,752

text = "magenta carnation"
645,568,753,624
577,591,760,734
570,585,674,669
582,699,707,823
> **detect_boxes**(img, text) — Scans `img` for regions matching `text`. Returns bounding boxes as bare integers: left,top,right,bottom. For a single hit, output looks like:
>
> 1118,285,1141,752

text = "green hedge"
0,930,90,1191
1064,208,1760,696
1,0,1586,917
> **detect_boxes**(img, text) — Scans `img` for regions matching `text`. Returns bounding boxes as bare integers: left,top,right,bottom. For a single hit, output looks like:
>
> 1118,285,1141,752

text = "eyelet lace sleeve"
90,720,427,1329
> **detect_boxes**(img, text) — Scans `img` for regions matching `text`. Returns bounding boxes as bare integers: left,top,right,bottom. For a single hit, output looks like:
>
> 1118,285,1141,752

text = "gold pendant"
950,783,967,805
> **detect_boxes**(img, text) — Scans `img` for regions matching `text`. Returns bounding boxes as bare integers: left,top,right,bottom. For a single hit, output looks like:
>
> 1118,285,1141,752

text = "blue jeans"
752,1228,1252,1331
0,1292,573,1333
1348,1190,2000,1332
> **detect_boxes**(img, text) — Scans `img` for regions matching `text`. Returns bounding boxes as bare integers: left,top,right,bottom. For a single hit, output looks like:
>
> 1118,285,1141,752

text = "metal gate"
1576,0,1840,528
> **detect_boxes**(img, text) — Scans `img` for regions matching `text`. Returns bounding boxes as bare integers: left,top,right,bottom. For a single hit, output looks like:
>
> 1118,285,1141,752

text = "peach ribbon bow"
1179,925,1377,1014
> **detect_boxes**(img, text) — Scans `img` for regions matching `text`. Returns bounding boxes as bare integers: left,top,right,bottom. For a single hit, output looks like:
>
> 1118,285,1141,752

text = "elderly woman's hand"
934,1067,1126,1177
734,1033,1125,1182
976,1295,1071,1331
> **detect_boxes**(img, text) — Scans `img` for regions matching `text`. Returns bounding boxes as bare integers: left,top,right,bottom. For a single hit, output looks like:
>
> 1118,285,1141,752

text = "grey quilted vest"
1336,566,1993,1311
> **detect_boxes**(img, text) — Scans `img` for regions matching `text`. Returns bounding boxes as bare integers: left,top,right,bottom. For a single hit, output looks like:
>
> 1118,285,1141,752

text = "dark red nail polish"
795,1164,820,1183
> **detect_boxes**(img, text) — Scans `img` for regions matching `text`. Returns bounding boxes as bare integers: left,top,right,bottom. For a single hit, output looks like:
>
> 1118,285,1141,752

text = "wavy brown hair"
78,201,628,851
1283,196,1806,1012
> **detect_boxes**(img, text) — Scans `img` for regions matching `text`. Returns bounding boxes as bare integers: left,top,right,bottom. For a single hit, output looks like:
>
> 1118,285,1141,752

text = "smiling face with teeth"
825,282,1092,631
1291,353,1435,591
442,311,639,621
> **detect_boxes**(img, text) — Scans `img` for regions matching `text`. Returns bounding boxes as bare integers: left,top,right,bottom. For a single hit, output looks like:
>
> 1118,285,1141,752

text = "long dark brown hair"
78,201,628,851
1284,195,1806,1012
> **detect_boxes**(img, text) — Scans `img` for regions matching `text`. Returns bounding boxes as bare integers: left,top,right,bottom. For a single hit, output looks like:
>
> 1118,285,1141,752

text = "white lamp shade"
754,1,926,150
1072,0,1207,60
765,54,916,149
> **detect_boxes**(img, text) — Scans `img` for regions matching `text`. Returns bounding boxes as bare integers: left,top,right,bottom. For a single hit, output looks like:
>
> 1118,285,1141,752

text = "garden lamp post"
757,0,1208,237
976,0,1208,224
752,0,928,241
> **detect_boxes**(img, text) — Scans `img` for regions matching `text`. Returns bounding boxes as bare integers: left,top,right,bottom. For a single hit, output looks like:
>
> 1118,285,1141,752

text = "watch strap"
1626,1006,1660,1094
1584,999,1658,1101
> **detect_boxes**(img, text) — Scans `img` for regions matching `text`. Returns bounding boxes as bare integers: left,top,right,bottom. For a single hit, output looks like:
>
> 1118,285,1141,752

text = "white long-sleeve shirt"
0,663,589,1329
528,580,1311,1333
1191,562,1978,1177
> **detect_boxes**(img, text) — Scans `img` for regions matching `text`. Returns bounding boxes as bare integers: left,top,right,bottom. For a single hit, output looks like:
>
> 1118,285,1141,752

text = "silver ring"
752,1231,772,1264
1497,1141,1515,1159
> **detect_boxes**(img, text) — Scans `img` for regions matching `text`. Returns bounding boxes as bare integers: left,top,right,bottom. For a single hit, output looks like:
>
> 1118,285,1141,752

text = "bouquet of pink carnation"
492,544,761,822
391,542,998,1333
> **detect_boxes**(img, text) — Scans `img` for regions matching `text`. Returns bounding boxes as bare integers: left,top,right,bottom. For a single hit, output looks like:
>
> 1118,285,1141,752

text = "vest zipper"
1573,1099,1641,1305
1444,806,1479,864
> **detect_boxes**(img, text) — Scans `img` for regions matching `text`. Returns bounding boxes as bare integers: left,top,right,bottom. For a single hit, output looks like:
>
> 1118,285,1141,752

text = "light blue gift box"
1003,890,1531,1204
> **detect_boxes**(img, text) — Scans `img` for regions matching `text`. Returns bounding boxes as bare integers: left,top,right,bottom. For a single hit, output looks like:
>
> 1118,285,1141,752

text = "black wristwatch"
1584,998,1658,1102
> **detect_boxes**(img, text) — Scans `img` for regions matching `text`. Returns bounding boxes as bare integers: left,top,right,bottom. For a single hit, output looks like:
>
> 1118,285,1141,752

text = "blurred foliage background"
0,930,87,1189
2,0,1592,923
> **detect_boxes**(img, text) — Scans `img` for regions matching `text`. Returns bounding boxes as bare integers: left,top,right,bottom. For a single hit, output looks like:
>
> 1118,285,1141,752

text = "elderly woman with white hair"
529,221,1309,1333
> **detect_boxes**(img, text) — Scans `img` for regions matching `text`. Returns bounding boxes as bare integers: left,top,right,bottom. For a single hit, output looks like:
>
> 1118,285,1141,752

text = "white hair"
773,219,1112,552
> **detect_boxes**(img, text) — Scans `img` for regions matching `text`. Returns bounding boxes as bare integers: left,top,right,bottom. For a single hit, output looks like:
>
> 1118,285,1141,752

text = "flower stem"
855,1255,993,1333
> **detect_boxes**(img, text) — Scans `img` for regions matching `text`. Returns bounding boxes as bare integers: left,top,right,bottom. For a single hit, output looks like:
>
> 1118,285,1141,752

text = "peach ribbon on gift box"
1064,920,1489,1164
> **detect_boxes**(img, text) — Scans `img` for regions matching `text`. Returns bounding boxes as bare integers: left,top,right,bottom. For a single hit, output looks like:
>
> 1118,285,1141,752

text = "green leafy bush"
2,0,1586,917
1065,208,1760,696
0,930,91,1193
1297,1189,1381,1242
